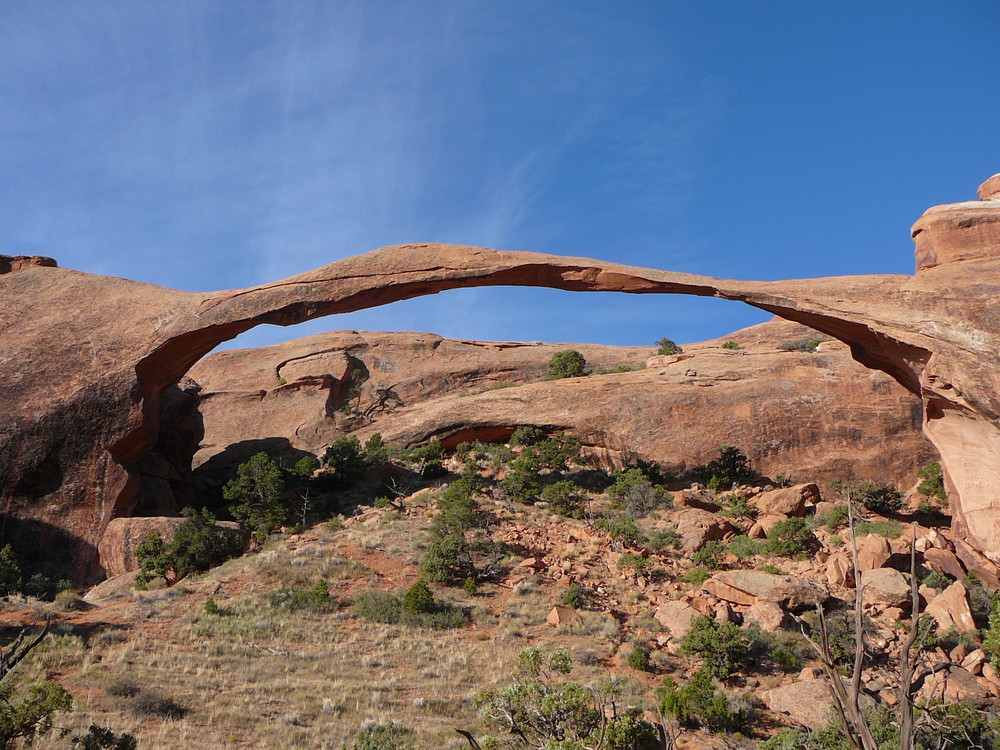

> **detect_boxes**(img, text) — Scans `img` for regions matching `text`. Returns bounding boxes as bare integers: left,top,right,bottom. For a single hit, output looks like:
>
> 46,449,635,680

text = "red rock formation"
188,320,930,489
2,175,1000,580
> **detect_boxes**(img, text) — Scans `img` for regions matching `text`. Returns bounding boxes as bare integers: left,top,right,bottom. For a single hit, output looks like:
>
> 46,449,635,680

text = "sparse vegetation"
656,337,682,355
547,350,587,379
721,340,740,350
917,460,947,502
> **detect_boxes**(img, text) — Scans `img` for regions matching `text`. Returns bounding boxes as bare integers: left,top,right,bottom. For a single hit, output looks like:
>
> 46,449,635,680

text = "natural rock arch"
1,175,999,581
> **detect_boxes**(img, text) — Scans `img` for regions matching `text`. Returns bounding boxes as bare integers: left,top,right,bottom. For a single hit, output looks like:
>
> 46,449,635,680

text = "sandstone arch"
1,176,999,580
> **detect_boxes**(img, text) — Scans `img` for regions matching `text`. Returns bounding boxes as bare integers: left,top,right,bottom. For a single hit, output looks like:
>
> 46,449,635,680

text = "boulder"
857,534,892,571
924,582,977,633
671,508,736,554
654,600,700,639
860,568,911,607
826,551,855,588
760,679,833,729
546,605,582,627
755,483,818,517
922,547,966,580
744,600,789,632
704,571,828,611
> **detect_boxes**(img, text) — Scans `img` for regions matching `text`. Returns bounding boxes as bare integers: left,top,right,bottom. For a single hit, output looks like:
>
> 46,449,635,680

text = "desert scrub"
764,517,815,556
594,515,646,547
691,541,725,570
352,587,469,629
726,535,764,561
647,528,681,551
854,519,903,539
266,580,337,612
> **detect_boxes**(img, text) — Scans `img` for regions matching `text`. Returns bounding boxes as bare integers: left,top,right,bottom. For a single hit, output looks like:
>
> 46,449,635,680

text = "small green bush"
721,340,740,350
626,642,651,671
419,534,471,583
719,493,758,521
562,582,586,609
659,669,754,733
691,540,725,570
322,437,366,481
853,481,905,514
463,576,477,596
656,337,682,355
778,338,821,352
693,445,756,489
71,724,139,750
813,503,849,532
361,433,389,466
765,517,815,557
618,553,648,576
608,468,672,518
267,580,336,611
547,350,587,379
679,616,754,679
917,460,947,502
596,516,646,547
681,567,710,585
726,535,764,561
352,589,468,629
648,528,681,551
224,452,289,538
540,480,587,518
350,721,414,750
509,426,544,446
402,579,436,613
854,519,903,539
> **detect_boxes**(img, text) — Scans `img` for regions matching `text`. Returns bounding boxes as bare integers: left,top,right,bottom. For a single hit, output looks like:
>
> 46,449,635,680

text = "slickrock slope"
2,175,1000,580
187,320,930,491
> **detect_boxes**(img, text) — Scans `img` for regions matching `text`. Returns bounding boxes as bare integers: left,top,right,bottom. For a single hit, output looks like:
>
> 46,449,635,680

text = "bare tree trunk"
0,620,49,683
898,523,920,750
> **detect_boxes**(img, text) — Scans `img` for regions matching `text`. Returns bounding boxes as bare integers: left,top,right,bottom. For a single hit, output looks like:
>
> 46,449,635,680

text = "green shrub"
656,337,682,355
547,350,587,379
758,563,784,575
778,338,820,352
813,503,849,532
361,433,389,466
0,679,73,747
530,434,583,472
765,517,815,557
692,540,725,570
681,567,710,585
693,445,756,489
352,589,468,629
679,616,753,679
350,721,414,750
322,437,366,480
854,519,903,539
596,516,646,547
608,468,672,518
853,481,904,514
402,579,436,613
398,440,444,465
476,649,659,750
419,534,471,583
135,507,244,585
540,480,587,518
562,582,586,609
500,463,540,504
463,576,477,596
267,580,336,611
719,493,758,521
721,340,740,350
985,597,1000,662
618,553,648,576
0,545,22,597
224,452,289,538
71,724,139,750
648,528,681,551
626,642,651,671
659,669,754,733
917,460,947,502
509,426,544,446
726,535,764,561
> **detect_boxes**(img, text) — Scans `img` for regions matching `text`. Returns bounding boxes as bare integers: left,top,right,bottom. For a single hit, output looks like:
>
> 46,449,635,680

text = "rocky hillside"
4,433,997,749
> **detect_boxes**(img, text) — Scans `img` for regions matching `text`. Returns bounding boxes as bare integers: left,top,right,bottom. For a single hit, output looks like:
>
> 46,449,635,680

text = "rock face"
4,175,1000,581
187,320,929,494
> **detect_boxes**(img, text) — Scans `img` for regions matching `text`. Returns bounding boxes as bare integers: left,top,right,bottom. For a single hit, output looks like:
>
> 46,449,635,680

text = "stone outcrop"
703,570,828,611
187,320,929,497
4,175,1000,581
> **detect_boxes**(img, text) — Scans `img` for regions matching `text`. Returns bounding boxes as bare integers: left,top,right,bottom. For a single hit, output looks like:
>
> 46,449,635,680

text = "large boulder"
755,483,819,517
703,571,828,611
861,568,911,607
760,679,833,729
98,516,246,578
924,581,977,633
670,508,736,554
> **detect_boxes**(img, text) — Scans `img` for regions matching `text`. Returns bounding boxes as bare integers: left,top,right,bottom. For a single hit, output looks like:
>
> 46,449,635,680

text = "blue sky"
2,2,998,351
